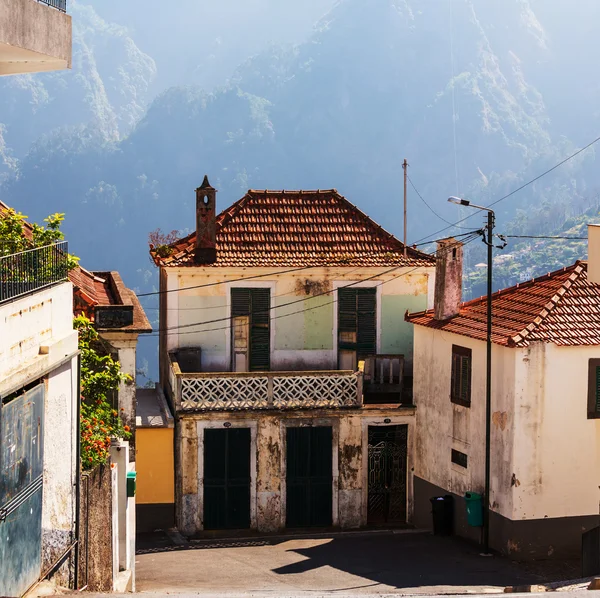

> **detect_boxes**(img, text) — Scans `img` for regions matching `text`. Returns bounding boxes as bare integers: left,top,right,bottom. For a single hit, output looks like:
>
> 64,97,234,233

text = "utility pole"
482,209,494,555
403,158,408,257
448,196,495,556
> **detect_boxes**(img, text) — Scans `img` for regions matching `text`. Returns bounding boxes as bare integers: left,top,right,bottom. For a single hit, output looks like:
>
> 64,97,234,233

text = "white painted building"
406,230,600,559
0,245,79,597
151,178,436,535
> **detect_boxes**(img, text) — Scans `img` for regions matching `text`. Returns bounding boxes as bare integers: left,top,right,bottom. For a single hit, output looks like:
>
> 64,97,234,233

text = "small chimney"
588,224,600,284
194,175,217,264
434,238,463,321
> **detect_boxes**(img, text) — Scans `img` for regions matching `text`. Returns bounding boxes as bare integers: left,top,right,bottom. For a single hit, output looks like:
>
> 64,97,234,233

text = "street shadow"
272,533,542,591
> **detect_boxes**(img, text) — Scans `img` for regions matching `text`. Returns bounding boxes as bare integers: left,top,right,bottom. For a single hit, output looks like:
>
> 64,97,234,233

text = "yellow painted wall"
136,428,174,505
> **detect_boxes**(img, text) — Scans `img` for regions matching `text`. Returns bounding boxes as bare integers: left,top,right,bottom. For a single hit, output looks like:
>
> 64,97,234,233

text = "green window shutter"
595,366,600,413
356,288,376,359
231,288,270,371
460,355,471,403
249,288,270,371
451,345,471,406
231,288,251,317
338,288,357,332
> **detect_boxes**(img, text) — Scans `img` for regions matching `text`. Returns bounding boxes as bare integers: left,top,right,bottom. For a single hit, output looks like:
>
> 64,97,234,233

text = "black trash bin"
430,495,454,536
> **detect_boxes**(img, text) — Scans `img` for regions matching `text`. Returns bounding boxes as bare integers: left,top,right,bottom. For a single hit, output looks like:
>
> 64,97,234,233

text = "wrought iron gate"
0,383,45,597
367,425,407,525
286,426,332,528
203,428,251,530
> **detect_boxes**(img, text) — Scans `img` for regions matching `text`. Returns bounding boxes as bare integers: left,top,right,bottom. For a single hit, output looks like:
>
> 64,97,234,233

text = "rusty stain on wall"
294,278,331,297
492,411,508,431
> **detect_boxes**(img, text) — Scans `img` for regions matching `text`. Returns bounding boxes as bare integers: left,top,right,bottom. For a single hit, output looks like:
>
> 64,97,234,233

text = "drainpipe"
74,354,82,589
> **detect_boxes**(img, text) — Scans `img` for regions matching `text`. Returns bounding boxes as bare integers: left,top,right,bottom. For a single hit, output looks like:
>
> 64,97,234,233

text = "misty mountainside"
2,0,600,303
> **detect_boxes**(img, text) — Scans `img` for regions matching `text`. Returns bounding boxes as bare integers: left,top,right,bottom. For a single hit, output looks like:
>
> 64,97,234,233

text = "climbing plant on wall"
75,315,131,470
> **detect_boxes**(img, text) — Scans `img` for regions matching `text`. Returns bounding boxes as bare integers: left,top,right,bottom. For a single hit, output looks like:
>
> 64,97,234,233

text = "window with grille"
231,288,270,371
451,345,471,407
587,359,600,419
337,287,377,370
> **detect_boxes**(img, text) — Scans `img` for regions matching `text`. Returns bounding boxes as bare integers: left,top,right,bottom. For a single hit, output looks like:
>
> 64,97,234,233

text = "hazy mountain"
2,0,600,379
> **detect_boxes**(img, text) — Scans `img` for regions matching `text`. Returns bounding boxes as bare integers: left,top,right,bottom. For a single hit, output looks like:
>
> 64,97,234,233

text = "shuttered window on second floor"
231,288,270,371
587,359,600,419
338,288,377,369
451,344,472,407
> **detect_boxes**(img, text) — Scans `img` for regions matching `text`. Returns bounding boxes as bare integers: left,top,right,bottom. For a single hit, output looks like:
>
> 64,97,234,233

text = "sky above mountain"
3,0,600,380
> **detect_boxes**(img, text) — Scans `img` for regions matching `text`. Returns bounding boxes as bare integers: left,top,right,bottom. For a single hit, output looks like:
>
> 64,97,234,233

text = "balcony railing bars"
37,0,66,12
0,242,69,303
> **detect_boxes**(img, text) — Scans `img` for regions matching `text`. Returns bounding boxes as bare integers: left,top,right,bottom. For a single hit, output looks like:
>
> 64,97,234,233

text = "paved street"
132,530,570,595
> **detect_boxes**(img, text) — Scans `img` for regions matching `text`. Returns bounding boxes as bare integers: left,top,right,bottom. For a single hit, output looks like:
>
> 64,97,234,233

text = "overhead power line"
410,133,600,246
505,235,588,240
139,234,482,339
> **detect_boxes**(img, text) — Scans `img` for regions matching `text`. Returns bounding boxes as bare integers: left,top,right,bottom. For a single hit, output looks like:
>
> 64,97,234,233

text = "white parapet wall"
0,281,78,394
0,0,72,75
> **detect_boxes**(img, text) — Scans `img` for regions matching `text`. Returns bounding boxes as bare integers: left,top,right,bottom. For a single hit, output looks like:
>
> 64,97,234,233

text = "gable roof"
406,261,600,347
150,189,434,268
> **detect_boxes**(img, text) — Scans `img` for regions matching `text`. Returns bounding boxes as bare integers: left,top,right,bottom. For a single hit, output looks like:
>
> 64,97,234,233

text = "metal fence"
37,0,66,12
0,242,69,303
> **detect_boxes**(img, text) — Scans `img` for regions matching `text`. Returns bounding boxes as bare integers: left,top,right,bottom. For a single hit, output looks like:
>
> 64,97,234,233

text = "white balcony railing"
168,355,362,411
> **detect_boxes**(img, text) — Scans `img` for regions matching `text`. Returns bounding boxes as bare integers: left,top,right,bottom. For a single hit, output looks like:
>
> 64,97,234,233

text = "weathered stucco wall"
0,281,76,390
41,357,78,579
513,342,600,520
412,326,517,520
413,325,600,552
176,408,415,536
165,266,432,374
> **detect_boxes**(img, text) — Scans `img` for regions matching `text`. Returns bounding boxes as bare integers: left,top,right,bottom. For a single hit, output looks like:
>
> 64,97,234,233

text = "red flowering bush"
75,316,131,470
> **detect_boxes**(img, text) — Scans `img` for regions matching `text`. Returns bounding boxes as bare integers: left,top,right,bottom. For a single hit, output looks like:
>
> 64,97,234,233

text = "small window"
451,449,468,468
451,345,472,407
587,359,600,419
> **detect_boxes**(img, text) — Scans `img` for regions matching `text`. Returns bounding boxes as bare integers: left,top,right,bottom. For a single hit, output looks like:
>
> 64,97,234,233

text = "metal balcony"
0,242,69,304
37,0,66,12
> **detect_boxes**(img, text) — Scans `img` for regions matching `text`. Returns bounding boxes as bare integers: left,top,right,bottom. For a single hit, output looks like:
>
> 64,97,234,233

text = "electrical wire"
504,235,587,240
141,266,367,311
409,134,600,246
407,174,455,226
137,247,430,299
139,234,482,339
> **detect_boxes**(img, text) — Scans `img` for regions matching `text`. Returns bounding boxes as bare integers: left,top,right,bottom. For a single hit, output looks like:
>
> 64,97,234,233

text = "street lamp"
448,196,494,556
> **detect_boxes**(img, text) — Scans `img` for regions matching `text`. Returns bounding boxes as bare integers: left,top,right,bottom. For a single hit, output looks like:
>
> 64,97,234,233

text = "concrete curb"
589,577,600,590
505,576,598,593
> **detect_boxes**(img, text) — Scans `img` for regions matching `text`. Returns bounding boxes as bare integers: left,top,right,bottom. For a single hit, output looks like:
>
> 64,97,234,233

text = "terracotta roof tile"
407,261,600,347
150,189,434,268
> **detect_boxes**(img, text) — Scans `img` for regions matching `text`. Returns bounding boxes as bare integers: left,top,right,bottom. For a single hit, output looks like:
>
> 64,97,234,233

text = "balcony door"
231,288,270,372
338,287,376,370
203,428,251,530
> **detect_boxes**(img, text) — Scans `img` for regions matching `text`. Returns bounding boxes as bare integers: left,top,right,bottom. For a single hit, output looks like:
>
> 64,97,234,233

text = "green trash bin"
126,471,136,498
465,492,483,527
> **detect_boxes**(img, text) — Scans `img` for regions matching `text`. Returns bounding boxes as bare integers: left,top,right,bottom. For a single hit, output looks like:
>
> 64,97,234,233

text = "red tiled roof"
150,189,434,268
406,261,600,347
70,268,152,333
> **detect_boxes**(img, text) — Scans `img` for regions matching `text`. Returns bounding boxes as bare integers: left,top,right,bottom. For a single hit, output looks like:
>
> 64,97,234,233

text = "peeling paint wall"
164,266,433,375
176,408,415,536
41,357,78,581
412,326,516,520
413,326,600,534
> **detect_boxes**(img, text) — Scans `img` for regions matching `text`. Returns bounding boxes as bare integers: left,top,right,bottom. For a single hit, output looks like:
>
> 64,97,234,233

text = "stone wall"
78,464,113,592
